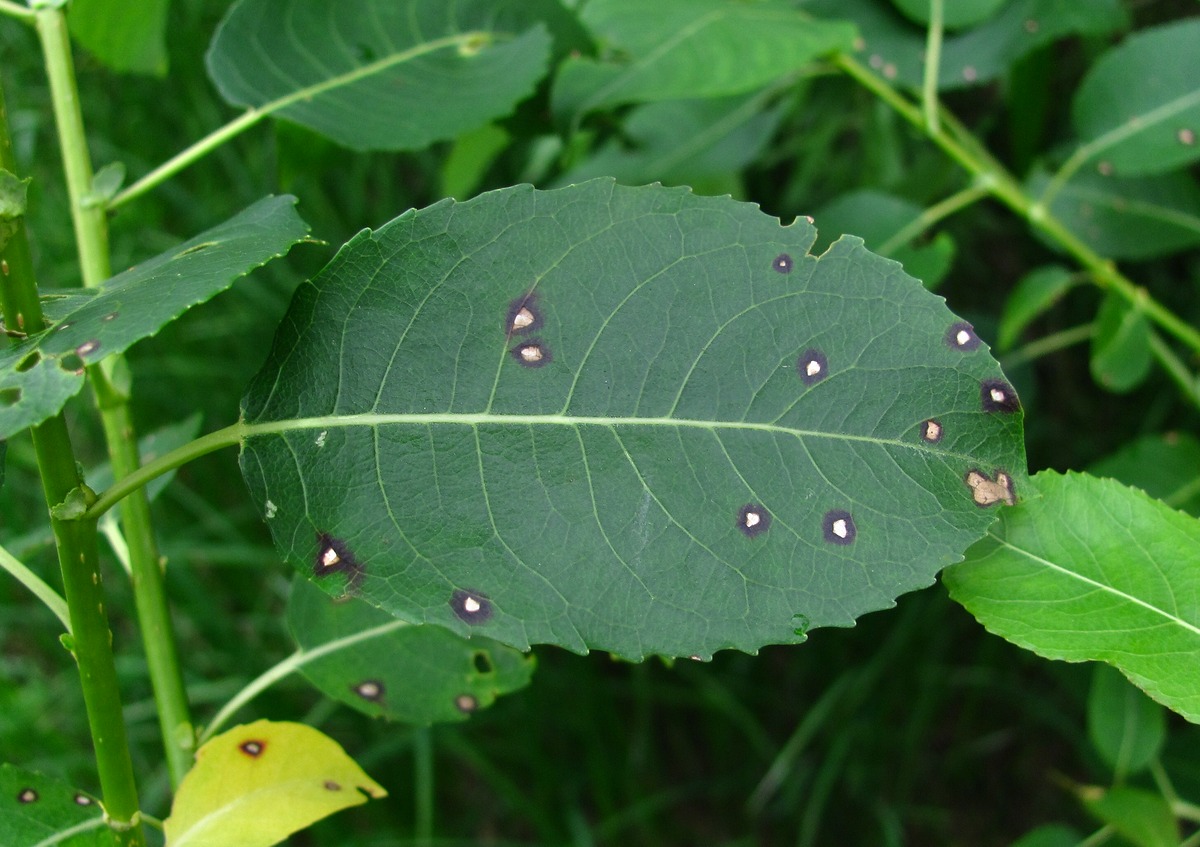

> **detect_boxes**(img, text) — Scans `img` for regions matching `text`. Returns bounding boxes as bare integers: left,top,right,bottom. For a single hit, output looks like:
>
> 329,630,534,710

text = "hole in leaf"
511,340,551,368
17,788,37,803
796,349,828,385
239,740,265,758
772,253,793,274
981,379,1020,413
352,680,384,702
919,419,943,443
450,589,492,624
965,469,1017,507
1,387,21,406
16,351,40,372
59,353,85,373
472,651,493,674
455,694,479,713
736,504,770,538
822,510,856,545
945,321,981,351
506,292,543,335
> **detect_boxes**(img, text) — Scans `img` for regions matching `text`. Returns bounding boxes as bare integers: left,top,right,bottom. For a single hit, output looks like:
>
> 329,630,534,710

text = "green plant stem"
36,5,195,787
876,182,989,256
413,727,435,847
0,541,72,631
109,31,485,209
200,619,409,742
834,51,1200,362
0,0,34,22
921,0,944,135
1000,324,1094,370
1,82,145,847
1148,332,1200,407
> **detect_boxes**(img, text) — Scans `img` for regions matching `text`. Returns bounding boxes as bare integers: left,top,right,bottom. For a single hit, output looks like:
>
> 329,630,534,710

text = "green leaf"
890,0,1007,31
1071,19,1200,178
439,124,511,201
289,577,535,724
68,0,169,76
1088,664,1165,777
813,189,956,290
947,470,1200,723
164,719,386,847
0,195,309,441
1028,166,1200,260
1090,292,1152,393
997,265,1077,351
1089,432,1200,516
0,764,106,847
553,90,789,190
240,180,1026,660
1079,786,1178,847
206,0,552,152
808,0,1126,91
552,0,855,125
1009,825,1083,847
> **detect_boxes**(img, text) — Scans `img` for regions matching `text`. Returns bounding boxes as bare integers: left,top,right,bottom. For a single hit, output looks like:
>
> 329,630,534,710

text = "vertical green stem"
1,81,145,847
35,6,195,786
413,727,435,847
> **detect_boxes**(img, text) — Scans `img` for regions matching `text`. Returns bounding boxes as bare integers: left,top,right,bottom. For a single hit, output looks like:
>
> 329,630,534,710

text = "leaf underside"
240,180,1025,660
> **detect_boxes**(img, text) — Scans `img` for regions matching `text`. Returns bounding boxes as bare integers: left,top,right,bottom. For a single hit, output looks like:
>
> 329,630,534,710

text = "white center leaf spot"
923,420,943,442
1179,128,1196,146
75,340,100,356
990,387,1006,404
520,345,543,363
321,546,341,568
464,595,482,614
265,500,277,519
965,469,1017,507
956,330,971,346
316,430,327,448
806,359,821,377
512,307,535,330
744,512,761,528
832,519,849,539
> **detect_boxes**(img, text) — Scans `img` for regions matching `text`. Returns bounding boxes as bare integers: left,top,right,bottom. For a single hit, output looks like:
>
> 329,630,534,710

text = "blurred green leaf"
240,180,1025,660
890,0,1007,30
206,0,552,151
997,265,1077,351
814,189,956,290
1009,824,1083,847
1079,786,1178,847
947,470,1200,723
807,0,1126,91
1028,166,1200,260
1090,432,1200,516
552,0,854,125
1088,664,1165,777
0,764,106,847
1071,19,1200,178
0,196,309,440
439,124,511,200
68,0,169,76
289,577,535,724
1090,292,1152,393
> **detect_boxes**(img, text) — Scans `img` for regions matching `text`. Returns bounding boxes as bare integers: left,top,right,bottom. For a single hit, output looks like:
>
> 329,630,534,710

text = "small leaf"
439,124,511,201
552,0,854,125
890,0,1007,31
997,265,1077,351
1009,825,1083,847
1089,432,1200,516
88,162,127,207
1090,292,1152,393
1079,786,1178,847
0,196,309,440
1088,664,1165,778
50,486,94,521
289,577,535,724
68,0,169,76
947,470,1200,723
206,0,552,151
240,180,1026,660
0,764,106,847
164,719,386,847
1071,19,1200,178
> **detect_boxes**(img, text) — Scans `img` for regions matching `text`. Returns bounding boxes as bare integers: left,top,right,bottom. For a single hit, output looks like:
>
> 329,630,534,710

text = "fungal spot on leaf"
1097,160,1113,176
981,379,1020,413
772,253,793,274
965,469,1017,507
506,292,543,335
822,510,856,545
962,65,978,82
511,340,551,367
920,419,944,443
73,793,93,806
56,321,72,332
315,430,327,448
455,694,479,713
75,339,101,357
17,788,37,803
736,504,771,538
473,651,493,674
239,740,265,758
16,351,40,372
176,241,218,258
314,532,362,580
323,780,342,792
945,321,981,351
1179,128,1196,146
265,500,277,519
353,680,384,702
450,589,493,624
101,311,118,322
1024,18,1039,33
796,349,828,385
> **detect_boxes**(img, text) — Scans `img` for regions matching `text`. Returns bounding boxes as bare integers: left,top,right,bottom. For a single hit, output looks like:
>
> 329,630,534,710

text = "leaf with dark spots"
240,180,1026,659
0,764,106,847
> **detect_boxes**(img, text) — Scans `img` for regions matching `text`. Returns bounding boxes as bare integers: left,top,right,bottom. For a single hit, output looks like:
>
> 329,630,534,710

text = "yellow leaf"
164,719,386,847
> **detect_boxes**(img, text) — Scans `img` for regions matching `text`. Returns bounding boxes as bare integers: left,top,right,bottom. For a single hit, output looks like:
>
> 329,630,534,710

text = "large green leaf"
1071,19,1200,178
289,576,535,724
0,196,308,441
68,0,169,76
552,0,854,126
239,180,1025,659
206,0,553,152
0,764,106,847
946,470,1200,723
807,0,1126,91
